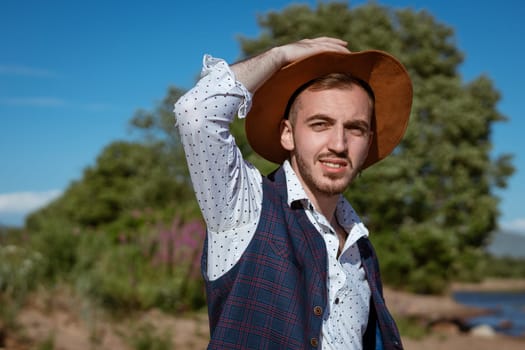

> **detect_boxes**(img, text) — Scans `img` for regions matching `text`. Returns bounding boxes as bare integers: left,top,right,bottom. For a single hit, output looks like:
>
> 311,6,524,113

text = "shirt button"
313,306,323,316
310,337,319,347
335,297,340,304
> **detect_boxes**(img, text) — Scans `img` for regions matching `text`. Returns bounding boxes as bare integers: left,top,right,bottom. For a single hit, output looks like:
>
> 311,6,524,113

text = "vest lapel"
272,167,328,290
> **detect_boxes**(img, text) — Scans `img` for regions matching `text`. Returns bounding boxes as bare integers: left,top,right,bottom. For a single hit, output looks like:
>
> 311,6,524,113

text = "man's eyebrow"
304,114,335,122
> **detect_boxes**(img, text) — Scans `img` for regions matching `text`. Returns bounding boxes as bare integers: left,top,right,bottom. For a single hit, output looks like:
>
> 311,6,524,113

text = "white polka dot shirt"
174,55,371,349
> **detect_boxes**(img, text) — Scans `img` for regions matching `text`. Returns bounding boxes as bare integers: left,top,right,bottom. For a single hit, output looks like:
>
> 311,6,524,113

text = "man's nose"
327,126,347,154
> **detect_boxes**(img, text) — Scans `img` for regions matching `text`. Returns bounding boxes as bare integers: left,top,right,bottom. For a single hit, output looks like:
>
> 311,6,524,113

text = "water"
453,291,525,337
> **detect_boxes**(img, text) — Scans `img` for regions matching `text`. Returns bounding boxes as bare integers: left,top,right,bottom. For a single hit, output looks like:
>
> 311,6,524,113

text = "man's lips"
321,161,345,168
319,157,348,170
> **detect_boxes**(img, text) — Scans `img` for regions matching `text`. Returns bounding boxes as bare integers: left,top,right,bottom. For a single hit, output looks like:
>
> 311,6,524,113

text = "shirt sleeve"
173,55,263,233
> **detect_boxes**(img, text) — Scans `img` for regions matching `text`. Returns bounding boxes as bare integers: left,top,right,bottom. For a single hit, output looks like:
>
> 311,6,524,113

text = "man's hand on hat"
231,36,350,93
277,37,351,65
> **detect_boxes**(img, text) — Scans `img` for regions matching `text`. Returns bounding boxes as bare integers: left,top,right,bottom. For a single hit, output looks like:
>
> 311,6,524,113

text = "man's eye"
348,127,368,137
311,122,328,129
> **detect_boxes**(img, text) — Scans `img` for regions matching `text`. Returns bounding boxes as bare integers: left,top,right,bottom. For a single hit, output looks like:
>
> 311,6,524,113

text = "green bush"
29,219,80,282
129,323,173,350
481,254,525,278
372,223,461,294
373,224,523,294
75,217,206,314
0,244,45,301
0,243,46,328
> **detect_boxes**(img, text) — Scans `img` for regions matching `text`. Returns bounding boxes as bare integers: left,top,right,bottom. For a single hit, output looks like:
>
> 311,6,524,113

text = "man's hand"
277,37,350,65
232,37,350,93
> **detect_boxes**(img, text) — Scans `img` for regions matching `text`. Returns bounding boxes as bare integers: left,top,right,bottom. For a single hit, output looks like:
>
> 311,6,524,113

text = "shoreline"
450,278,525,293
385,278,525,349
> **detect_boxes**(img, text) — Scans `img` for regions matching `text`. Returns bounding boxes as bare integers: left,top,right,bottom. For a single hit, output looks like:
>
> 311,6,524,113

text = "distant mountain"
486,230,525,258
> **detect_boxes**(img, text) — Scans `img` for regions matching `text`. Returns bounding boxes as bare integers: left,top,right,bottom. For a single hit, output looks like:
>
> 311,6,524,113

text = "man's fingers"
281,37,350,63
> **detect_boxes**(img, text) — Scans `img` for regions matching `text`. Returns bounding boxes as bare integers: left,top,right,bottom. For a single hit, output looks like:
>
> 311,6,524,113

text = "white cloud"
0,97,66,107
0,190,62,213
0,98,118,110
500,218,525,234
0,64,56,78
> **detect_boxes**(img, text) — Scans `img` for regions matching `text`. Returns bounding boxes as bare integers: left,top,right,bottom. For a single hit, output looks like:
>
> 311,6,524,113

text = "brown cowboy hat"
245,50,413,169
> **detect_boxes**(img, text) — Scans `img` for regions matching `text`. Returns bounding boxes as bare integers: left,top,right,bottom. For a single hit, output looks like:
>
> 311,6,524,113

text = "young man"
174,37,412,349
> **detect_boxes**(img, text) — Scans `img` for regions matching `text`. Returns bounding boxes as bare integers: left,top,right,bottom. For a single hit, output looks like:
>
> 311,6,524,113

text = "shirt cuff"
202,54,252,119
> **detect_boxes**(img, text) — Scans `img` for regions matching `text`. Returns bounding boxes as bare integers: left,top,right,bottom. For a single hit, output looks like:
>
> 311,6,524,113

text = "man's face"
280,85,373,201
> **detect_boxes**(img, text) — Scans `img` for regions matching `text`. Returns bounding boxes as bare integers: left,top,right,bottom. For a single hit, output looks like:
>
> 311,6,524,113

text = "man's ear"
280,119,294,151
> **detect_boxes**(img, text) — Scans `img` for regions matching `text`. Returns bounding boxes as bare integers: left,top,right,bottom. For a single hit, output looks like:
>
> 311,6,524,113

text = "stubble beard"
294,150,355,197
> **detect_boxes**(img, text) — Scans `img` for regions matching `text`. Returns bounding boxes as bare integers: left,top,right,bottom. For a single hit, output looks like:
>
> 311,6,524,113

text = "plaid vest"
202,167,403,349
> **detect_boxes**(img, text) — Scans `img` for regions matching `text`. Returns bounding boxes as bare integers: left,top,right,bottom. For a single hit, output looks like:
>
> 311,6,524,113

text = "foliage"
18,62,206,317
237,1,514,293
28,219,80,282
394,316,428,340
26,86,198,232
36,335,55,350
76,217,206,313
26,141,198,231
2,217,205,319
481,255,525,279
0,244,44,302
128,323,173,350
0,243,45,330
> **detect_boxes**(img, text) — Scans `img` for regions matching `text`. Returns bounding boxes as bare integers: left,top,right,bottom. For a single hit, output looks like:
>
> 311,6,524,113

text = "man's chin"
317,180,350,197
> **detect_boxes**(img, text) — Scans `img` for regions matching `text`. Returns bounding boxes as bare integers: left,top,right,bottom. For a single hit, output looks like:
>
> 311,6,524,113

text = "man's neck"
309,192,340,225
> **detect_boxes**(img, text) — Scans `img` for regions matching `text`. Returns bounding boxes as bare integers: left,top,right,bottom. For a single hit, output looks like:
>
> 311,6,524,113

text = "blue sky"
1,0,524,234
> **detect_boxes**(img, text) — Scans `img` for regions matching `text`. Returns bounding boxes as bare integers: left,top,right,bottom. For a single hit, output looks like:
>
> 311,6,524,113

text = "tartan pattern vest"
202,167,403,349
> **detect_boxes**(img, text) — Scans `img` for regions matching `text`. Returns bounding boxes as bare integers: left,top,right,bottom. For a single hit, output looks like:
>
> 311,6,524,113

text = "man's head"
280,74,374,198
245,50,413,171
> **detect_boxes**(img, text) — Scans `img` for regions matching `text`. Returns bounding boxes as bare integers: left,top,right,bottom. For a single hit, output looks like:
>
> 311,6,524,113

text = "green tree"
27,88,199,232
27,141,192,229
236,2,514,293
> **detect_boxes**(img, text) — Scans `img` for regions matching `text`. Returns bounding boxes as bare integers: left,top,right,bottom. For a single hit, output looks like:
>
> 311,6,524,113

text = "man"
174,37,412,349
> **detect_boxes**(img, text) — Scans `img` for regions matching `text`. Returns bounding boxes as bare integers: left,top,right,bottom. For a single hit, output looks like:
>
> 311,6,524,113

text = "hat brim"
245,50,413,169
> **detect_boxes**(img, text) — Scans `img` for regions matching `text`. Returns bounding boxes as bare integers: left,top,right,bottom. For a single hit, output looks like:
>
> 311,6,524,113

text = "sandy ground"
2,279,524,349
403,333,525,350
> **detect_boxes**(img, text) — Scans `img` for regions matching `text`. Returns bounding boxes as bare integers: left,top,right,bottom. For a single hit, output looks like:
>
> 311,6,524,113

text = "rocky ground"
386,279,525,350
1,279,524,349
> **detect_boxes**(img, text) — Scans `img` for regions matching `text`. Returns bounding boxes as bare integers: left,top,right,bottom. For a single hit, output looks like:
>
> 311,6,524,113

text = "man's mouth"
321,161,344,169
319,157,349,170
